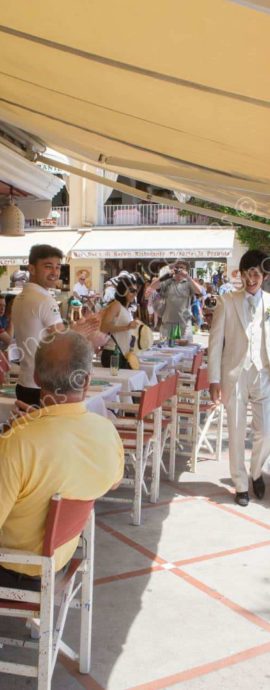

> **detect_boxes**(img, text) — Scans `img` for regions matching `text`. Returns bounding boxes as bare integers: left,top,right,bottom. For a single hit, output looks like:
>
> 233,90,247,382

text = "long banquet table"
0,381,122,427
91,367,149,393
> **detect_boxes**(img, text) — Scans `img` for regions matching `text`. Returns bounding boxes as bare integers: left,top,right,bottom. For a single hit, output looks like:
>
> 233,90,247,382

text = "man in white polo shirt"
12,244,100,406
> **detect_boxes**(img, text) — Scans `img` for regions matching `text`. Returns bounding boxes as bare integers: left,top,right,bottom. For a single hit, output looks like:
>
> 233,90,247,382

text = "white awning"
0,2,270,216
0,143,65,200
0,231,81,264
71,228,235,259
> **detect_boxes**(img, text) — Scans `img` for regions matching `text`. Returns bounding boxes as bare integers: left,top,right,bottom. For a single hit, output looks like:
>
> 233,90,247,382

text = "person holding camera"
149,260,202,341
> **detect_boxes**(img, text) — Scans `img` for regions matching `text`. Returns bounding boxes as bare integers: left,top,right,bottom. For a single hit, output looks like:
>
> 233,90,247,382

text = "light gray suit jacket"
208,290,270,405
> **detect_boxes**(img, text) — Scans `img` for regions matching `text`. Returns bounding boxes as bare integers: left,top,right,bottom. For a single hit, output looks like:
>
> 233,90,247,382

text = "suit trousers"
225,364,270,492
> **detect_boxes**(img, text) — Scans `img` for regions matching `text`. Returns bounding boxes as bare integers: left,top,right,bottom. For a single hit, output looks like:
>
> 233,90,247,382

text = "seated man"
73,271,92,301
0,331,124,590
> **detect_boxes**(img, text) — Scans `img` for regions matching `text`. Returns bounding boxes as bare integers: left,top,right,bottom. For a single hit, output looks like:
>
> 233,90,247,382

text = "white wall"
227,235,248,286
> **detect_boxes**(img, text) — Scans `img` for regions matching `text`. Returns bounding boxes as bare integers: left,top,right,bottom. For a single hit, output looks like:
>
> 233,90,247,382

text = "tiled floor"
1,397,270,689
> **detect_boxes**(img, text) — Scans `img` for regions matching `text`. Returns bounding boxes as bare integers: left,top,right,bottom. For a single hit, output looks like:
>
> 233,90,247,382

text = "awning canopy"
71,228,235,259
0,231,80,264
0,143,65,200
0,2,270,217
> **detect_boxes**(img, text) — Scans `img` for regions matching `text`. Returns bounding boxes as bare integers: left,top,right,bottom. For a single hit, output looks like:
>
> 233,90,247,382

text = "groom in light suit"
208,250,270,507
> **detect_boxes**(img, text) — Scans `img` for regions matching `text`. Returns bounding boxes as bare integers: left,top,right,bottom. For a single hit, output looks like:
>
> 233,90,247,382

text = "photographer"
149,260,202,341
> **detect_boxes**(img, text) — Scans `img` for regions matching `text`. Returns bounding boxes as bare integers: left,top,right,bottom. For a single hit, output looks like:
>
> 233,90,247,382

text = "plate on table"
140,357,166,364
0,385,16,398
89,379,114,390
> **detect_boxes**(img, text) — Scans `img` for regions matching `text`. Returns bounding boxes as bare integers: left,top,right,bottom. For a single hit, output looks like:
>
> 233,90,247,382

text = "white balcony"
25,206,70,228
103,204,209,226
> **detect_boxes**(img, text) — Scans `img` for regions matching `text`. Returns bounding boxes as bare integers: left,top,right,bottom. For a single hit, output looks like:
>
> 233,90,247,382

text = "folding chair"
176,350,204,378
0,351,10,385
0,494,95,688
156,374,178,482
158,350,203,383
177,366,224,472
106,383,162,525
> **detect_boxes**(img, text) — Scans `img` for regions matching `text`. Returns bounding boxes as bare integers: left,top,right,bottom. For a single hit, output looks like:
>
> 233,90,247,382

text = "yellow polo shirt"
0,403,124,575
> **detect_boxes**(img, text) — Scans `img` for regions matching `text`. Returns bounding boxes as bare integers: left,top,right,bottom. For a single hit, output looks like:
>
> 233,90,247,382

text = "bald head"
35,331,92,397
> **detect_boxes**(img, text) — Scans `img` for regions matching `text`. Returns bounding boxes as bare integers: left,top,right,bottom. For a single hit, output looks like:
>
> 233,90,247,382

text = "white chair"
106,383,162,524
0,494,95,688
177,366,224,472
155,374,178,482
0,351,10,385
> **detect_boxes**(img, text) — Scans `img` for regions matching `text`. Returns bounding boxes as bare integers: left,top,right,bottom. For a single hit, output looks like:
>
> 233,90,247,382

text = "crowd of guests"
0,242,270,599
0,263,236,366
87,265,235,337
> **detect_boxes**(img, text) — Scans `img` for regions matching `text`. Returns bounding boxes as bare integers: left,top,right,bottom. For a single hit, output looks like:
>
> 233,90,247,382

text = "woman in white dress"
100,276,138,368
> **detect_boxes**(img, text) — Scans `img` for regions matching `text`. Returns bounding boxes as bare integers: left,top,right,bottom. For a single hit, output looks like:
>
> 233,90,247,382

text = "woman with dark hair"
100,277,138,368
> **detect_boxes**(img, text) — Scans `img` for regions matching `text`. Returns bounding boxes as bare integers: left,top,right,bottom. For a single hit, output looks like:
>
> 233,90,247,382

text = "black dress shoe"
252,476,265,500
235,491,249,507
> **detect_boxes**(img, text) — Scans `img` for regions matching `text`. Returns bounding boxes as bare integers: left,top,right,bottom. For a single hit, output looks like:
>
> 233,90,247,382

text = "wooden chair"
177,366,224,472
0,351,10,385
175,350,204,378
157,350,203,383
106,383,162,525
0,494,95,688
156,374,178,482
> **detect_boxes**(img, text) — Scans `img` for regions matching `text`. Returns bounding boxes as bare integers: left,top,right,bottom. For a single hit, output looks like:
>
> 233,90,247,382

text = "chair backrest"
43,494,95,557
0,351,10,385
194,366,209,392
191,351,203,375
138,382,161,420
157,373,178,406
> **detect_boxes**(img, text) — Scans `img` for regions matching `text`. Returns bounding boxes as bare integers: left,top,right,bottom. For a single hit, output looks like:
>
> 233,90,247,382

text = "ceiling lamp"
0,198,25,236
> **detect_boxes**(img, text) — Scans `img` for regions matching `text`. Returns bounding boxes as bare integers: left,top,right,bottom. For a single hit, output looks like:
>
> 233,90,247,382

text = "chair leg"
150,407,162,503
160,427,170,474
169,395,177,481
133,421,144,525
190,398,200,473
52,575,77,672
79,513,95,673
215,404,224,461
38,558,55,690
197,410,217,455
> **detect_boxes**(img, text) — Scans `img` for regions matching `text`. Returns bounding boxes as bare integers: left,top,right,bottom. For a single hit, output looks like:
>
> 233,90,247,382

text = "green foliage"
0,267,6,278
196,267,207,278
236,227,270,252
180,196,270,252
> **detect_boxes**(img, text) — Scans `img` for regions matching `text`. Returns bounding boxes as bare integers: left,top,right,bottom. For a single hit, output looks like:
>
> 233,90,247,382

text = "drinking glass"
110,354,119,376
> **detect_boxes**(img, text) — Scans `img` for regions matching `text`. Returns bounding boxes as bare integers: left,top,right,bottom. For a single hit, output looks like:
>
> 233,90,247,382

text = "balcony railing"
25,206,70,229
25,204,210,229
103,204,210,226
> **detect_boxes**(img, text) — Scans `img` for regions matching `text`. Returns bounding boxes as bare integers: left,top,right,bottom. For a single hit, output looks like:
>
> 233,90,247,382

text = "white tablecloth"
0,396,13,424
140,350,185,368
138,358,167,385
85,382,121,417
153,344,200,358
92,367,149,393
0,383,122,427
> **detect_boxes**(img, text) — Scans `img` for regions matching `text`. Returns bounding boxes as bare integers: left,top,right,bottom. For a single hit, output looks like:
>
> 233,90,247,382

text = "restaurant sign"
72,248,233,259
0,258,28,265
